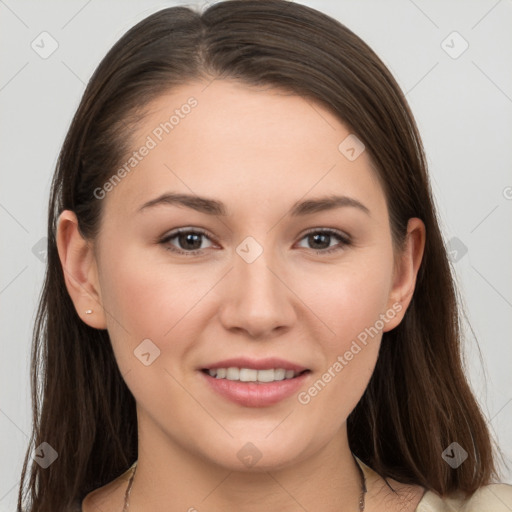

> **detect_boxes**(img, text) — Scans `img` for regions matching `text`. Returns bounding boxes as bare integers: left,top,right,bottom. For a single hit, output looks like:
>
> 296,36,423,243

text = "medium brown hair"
17,1,503,510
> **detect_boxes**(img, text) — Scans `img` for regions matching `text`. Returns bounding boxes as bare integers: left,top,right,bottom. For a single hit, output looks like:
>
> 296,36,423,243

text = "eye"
158,227,351,256
159,228,215,255
296,229,351,254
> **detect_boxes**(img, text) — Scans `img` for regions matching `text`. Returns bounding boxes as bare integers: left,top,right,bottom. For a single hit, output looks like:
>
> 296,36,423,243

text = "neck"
127,414,367,512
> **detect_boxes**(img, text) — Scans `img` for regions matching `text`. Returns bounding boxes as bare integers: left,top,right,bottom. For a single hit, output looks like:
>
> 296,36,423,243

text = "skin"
57,79,426,511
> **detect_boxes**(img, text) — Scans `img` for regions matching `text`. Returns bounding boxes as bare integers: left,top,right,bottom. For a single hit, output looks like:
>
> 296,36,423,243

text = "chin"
199,435,316,473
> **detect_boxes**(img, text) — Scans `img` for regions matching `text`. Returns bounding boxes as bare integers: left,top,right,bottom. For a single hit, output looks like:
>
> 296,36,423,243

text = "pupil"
180,233,201,250
310,233,329,249
177,233,331,251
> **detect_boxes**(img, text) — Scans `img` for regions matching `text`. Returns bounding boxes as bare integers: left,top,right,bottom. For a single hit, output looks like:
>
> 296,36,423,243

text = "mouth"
198,358,312,407
201,367,311,383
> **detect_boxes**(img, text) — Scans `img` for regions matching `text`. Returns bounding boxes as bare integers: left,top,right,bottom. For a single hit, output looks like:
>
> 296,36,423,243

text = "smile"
200,368,311,407
203,367,308,383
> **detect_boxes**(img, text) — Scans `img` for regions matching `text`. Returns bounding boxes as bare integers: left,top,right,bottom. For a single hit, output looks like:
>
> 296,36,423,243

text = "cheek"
97,247,208,368
299,251,394,345
293,248,394,415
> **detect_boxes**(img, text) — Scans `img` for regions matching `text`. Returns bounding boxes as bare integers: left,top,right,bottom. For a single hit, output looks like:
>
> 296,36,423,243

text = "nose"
218,243,296,339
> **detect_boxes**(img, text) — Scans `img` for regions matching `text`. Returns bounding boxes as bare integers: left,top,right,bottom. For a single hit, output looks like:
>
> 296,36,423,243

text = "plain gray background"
1,0,511,509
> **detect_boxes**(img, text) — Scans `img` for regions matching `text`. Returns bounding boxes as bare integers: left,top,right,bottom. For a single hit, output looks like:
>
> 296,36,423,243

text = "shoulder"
416,482,512,511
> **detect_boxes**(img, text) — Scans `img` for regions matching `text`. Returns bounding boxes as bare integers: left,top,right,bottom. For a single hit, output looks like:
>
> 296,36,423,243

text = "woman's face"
74,80,421,471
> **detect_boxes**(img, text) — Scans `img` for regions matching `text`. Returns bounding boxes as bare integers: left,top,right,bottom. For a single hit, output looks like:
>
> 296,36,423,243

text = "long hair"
17,1,503,510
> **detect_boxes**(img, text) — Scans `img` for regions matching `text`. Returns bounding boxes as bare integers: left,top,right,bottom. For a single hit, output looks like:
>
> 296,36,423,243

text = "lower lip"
200,370,310,407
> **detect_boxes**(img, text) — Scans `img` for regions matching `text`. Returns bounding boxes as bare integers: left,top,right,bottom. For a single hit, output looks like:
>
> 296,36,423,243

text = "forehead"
102,79,385,219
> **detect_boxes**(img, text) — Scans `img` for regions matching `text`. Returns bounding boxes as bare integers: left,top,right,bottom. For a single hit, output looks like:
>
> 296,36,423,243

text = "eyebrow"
137,192,370,217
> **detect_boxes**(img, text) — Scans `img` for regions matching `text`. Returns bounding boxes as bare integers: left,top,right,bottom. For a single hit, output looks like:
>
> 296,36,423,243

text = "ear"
383,217,426,332
56,210,107,329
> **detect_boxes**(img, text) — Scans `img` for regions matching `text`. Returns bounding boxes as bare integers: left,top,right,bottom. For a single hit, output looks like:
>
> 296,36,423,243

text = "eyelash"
158,227,351,256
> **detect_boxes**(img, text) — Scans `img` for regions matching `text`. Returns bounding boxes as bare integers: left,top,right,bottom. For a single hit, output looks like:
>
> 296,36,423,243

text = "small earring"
85,309,93,315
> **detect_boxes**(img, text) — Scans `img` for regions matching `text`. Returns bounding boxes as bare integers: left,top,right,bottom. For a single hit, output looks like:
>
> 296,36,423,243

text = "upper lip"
201,357,309,372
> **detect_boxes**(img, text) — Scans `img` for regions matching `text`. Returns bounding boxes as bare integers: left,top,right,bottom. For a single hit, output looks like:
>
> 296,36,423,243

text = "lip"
200,369,310,407
200,357,309,373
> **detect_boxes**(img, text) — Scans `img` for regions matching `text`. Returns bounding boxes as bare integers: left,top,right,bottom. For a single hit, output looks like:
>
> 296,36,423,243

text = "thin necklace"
122,452,367,511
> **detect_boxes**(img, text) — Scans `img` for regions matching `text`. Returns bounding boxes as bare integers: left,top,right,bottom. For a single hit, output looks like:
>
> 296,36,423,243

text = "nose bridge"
234,234,281,301
219,233,295,336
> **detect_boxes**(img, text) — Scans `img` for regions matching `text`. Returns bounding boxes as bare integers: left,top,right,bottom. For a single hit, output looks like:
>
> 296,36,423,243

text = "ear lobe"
383,217,426,332
56,210,107,329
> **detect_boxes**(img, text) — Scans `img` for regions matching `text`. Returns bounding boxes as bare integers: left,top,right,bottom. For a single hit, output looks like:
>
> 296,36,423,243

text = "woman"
17,1,512,511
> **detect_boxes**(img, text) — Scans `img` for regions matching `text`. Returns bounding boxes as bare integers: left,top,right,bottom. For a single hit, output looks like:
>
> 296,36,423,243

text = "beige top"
355,456,512,511
76,458,512,511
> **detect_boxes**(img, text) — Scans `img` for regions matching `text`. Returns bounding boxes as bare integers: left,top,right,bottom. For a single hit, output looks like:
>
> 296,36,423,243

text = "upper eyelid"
162,227,217,243
161,226,349,239
160,227,350,249
301,227,350,238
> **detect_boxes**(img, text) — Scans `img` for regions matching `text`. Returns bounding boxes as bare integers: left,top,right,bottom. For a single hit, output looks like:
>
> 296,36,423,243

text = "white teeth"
206,367,302,382
285,369,295,379
274,368,286,381
239,368,258,382
257,369,275,382
226,367,239,380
